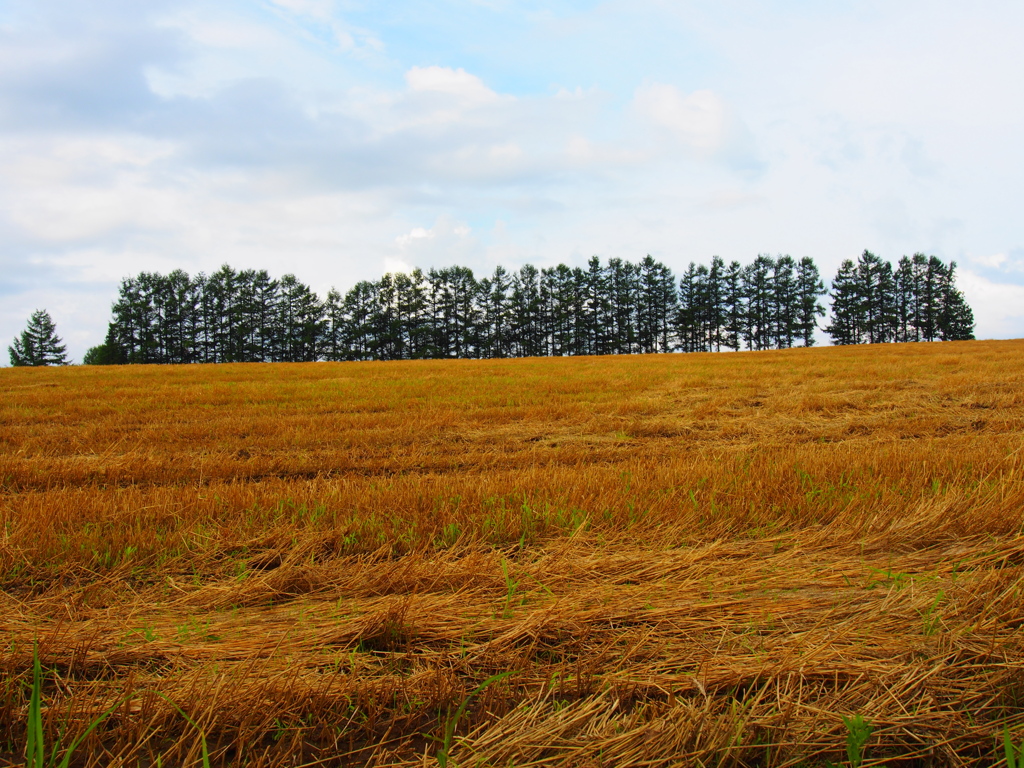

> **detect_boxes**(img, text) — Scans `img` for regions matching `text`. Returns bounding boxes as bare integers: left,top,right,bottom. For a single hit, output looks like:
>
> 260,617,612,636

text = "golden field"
1,340,1023,767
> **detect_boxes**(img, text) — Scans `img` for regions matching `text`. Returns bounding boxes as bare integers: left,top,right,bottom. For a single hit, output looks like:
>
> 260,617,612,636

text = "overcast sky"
3,0,1024,361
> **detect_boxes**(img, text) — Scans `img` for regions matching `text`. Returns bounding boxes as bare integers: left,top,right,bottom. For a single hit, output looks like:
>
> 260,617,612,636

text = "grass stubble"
1,339,1023,767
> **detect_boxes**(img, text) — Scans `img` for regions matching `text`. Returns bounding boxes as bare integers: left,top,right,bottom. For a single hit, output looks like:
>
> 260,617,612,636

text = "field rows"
1,340,1023,766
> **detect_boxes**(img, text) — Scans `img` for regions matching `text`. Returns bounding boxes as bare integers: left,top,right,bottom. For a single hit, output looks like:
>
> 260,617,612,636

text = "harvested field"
2,339,1023,766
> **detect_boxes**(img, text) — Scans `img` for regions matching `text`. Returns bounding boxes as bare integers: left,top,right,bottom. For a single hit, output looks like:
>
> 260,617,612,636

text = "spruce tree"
9,310,69,366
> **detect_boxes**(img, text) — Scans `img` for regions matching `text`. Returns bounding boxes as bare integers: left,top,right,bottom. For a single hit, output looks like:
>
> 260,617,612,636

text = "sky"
2,0,1024,361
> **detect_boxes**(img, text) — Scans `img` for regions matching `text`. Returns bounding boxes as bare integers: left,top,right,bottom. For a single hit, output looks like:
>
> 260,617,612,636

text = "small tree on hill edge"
9,309,69,366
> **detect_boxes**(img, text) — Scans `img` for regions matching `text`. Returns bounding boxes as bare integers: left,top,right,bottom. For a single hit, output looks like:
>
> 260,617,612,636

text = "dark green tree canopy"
87,251,973,366
824,251,974,345
9,309,68,366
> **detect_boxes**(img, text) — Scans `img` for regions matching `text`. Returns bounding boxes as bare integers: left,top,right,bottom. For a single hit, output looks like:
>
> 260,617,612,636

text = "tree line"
70,250,971,366
826,251,974,344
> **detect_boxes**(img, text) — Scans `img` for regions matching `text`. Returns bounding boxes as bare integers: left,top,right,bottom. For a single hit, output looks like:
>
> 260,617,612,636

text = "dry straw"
1,340,1023,766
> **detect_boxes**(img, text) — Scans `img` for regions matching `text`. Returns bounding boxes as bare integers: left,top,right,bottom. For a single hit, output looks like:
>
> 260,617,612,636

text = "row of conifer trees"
826,251,974,344
81,251,972,366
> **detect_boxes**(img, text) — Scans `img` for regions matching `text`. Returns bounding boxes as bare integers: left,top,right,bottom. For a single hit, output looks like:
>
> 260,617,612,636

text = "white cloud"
265,0,384,54
489,142,522,161
566,134,594,162
405,66,500,104
393,216,482,266
383,256,415,275
268,0,335,20
633,83,728,151
146,3,383,101
971,252,1008,270
957,269,1024,340
0,136,181,243
900,137,940,178
395,226,435,248
965,251,1024,274
700,190,765,211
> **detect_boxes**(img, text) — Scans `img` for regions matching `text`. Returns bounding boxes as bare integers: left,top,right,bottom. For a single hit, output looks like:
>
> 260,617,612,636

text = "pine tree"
10,310,69,366
341,281,377,361
721,260,745,352
936,261,975,341
371,273,400,360
675,263,700,353
892,256,919,343
546,264,582,356
109,276,143,363
511,265,543,358
855,250,896,344
918,255,944,342
742,255,774,350
322,288,346,362
249,270,280,362
434,266,479,359
93,253,973,365
694,263,715,352
477,266,511,359
569,266,590,356
606,258,639,354
276,274,326,362
83,324,127,365
770,255,799,349
704,256,727,352
794,257,826,347
824,259,861,345
161,269,198,364
395,269,431,359
538,267,560,356
584,257,611,355
233,269,263,363
426,268,452,358
204,265,240,362
636,256,662,354
655,259,678,353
